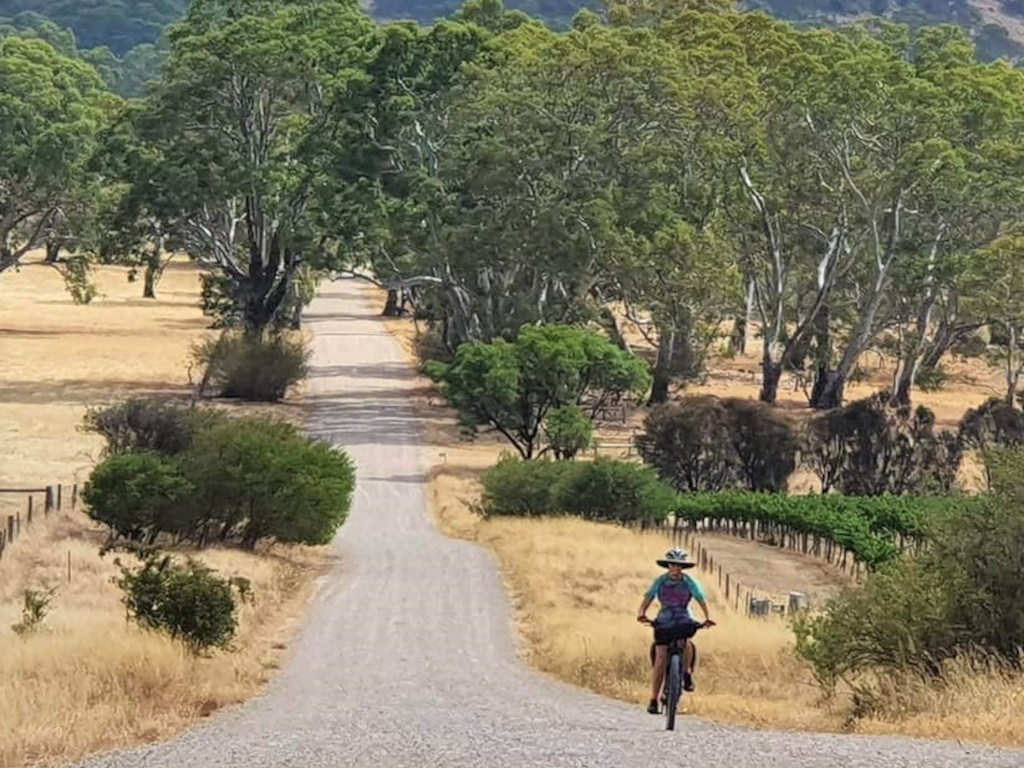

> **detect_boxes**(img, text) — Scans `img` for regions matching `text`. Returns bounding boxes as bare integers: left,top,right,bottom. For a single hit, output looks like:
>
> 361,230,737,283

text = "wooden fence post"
45,486,53,512
725,572,730,600
57,484,63,511
72,483,78,510
27,495,33,524
8,514,15,542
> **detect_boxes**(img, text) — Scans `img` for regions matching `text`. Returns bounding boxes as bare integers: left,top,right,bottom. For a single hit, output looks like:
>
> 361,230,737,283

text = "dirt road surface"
73,282,1024,768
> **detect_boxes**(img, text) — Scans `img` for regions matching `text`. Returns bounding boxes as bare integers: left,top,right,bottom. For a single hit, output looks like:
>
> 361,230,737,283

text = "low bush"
10,588,58,637
114,549,242,654
479,455,675,524
479,454,570,517
803,393,961,495
193,332,310,403
553,458,675,524
82,410,356,550
722,398,799,492
81,397,214,457
795,448,1024,710
82,453,193,542
182,417,356,549
635,397,738,492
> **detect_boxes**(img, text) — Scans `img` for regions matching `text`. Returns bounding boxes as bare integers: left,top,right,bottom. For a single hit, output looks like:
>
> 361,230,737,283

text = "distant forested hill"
2,0,1022,61
0,0,190,55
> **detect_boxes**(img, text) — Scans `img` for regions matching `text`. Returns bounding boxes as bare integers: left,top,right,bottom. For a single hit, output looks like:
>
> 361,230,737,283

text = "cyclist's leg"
682,621,700,690
651,643,668,702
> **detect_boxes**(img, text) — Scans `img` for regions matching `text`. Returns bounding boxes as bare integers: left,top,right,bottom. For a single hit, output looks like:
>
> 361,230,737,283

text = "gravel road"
74,282,1024,768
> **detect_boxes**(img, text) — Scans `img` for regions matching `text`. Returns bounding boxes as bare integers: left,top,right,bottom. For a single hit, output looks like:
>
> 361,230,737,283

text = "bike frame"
640,618,714,731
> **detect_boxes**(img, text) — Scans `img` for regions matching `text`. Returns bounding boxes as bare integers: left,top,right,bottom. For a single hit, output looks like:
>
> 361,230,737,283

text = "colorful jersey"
645,573,706,626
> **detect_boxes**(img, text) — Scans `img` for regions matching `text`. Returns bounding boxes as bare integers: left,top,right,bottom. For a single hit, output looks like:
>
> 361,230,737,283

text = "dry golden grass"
0,255,326,768
0,510,328,768
378,303,1024,748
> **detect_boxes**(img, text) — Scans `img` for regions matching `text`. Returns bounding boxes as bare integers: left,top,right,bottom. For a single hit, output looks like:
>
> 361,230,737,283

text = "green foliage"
479,455,675,523
479,453,570,516
193,332,311,403
672,491,974,568
542,405,593,459
11,587,58,636
81,452,193,541
793,559,958,693
114,549,240,654
553,458,675,524
796,486,1024,705
427,325,649,458
0,2,189,55
182,417,356,549
636,396,799,493
81,404,356,550
81,397,218,457
0,34,118,273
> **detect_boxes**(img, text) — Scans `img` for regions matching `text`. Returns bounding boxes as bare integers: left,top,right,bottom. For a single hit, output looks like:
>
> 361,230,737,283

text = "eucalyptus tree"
0,36,115,276
130,0,382,334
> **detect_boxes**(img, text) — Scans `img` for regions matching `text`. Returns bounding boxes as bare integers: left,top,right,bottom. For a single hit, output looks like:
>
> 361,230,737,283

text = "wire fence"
0,483,78,561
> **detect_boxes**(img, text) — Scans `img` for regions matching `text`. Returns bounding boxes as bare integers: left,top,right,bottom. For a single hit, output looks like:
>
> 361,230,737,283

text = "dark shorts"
652,620,700,646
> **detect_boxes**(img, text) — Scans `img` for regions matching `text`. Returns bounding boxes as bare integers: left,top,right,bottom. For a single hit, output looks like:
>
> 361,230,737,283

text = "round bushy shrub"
82,452,193,541
116,552,240,654
193,332,310,403
553,458,676,524
182,417,356,548
479,454,570,517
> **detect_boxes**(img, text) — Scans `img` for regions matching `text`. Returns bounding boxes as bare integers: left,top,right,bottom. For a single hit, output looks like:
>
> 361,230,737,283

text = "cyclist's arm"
687,575,713,623
637,575,663,621
693,597,712,623
637,595,654,621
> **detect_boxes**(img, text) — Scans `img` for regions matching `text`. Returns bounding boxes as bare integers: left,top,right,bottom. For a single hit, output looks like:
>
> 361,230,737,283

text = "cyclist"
636,548,713,715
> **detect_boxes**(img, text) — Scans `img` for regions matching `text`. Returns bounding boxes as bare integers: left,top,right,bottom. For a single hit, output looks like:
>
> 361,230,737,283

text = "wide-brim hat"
656,554,696,569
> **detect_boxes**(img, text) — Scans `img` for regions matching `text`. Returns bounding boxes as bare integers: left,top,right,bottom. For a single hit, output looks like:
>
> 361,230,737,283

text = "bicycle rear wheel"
665,653,681,731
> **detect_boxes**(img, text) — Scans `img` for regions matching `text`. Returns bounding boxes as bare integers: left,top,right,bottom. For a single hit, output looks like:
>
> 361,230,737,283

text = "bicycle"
639,617,715,731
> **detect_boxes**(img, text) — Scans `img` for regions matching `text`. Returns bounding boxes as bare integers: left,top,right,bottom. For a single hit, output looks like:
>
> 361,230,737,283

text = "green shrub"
543,405,593,459
479,454,569,517
81,397,212,457
193,332,310,403
182,417,355,548
794,558,958,692
115,550,240,654
82,452,193,542
795,481,1024,709
553,458,675,524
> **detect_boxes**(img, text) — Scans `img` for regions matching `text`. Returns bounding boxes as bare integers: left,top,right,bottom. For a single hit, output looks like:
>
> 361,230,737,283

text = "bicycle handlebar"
638,616,716,629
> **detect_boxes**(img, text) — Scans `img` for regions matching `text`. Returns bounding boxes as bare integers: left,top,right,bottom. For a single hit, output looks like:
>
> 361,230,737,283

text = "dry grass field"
0,256,325,768
378,296,1024,748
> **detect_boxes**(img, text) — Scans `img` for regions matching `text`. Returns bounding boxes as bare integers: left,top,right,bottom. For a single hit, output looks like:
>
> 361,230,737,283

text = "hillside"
3,0,1024,61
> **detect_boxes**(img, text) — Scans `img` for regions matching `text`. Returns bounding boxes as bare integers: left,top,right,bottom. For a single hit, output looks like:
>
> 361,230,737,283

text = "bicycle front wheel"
665,653,681,731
